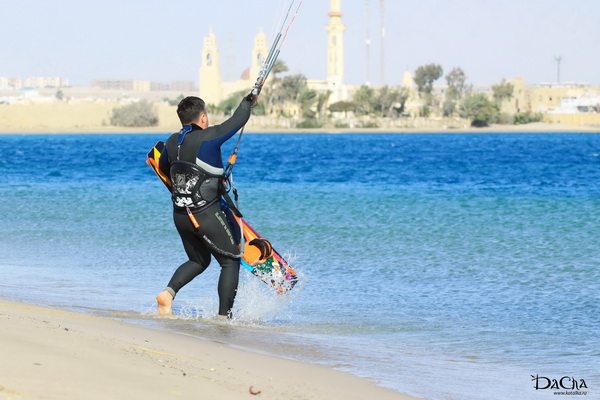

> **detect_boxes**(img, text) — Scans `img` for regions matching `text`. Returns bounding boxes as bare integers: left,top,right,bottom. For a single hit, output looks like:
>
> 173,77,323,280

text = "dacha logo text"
531,375,588,391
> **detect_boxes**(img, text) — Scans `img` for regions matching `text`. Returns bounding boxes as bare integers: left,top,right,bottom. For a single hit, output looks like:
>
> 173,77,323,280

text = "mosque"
198,1,600,126
198,0,355,107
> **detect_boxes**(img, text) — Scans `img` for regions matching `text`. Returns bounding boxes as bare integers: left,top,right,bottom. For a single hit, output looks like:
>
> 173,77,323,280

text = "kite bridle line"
224,0,303,181
252,0,303,99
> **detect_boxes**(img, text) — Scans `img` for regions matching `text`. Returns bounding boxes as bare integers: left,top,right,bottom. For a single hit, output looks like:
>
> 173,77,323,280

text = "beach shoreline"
1,124,599,135
0,298,419,400
0,101,598,134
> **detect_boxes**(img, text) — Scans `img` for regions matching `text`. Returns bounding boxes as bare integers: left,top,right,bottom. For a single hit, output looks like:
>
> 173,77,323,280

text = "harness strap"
176,125,193,160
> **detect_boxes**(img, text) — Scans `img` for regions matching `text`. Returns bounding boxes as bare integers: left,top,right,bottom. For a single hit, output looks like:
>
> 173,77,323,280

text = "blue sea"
1,132,599,400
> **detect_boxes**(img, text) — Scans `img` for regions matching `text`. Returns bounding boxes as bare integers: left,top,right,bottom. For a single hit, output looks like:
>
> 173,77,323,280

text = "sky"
1,0,599,88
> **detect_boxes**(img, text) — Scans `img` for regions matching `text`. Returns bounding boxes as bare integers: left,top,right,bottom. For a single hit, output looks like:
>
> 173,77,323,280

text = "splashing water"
233,269,304,324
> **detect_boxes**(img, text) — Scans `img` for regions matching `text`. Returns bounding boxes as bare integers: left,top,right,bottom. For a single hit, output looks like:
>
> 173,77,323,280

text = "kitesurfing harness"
167,125,242,259
170,125,222,213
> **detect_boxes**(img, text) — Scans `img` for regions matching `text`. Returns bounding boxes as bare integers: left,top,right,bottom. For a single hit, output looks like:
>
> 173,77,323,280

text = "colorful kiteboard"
146,141,298,293
233,214,297,293
146,141,172,189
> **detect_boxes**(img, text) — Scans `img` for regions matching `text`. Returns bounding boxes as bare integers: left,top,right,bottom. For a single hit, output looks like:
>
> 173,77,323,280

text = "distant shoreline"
1,101,598,134
1,124,598,135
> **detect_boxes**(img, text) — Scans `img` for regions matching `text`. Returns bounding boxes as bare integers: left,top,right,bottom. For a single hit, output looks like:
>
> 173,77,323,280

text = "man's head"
177,96,208,128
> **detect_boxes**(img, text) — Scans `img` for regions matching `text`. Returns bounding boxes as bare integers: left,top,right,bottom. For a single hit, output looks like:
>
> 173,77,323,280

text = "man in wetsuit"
156,94,254,318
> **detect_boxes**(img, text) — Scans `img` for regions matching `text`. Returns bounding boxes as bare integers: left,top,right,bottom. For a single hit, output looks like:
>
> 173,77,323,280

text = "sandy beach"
0,101,598,134
0,299,418,400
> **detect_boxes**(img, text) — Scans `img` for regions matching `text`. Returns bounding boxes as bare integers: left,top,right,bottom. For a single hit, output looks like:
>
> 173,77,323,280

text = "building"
198,29,224,104
498,78,600,125
92,80,136,91
198,0,352,108
199,28,273,106
170,81,196,93
324,0,347,102
91,79,195,93
0,76,69,90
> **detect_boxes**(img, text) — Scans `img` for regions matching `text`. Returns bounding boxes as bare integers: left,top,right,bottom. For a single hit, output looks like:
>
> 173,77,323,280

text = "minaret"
250,29,268,83
401,71,414,89
199,29,223,104
379,0,385,85
326,0,345,87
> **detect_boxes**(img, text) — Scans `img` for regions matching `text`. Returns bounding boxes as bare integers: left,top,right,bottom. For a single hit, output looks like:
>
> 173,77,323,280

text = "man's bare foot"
156,290,173,315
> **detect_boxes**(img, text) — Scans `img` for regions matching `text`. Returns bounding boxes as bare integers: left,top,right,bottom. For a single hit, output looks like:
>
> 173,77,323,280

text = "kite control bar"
249,0,303,100
250,32,282,99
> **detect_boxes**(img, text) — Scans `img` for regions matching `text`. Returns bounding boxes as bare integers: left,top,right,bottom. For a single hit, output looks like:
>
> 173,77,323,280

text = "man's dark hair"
177,96,206,125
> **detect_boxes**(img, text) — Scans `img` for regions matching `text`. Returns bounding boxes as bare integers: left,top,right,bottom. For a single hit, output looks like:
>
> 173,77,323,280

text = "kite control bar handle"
251,33,282,99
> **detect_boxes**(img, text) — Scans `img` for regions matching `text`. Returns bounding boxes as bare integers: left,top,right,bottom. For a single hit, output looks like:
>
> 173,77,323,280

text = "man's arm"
205,97,253,145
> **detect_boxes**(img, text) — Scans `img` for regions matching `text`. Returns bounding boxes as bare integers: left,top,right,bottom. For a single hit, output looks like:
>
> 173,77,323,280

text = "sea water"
0,132,598,400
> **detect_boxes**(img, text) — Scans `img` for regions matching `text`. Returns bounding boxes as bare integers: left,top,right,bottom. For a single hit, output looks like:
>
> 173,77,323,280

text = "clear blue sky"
1,0,598,87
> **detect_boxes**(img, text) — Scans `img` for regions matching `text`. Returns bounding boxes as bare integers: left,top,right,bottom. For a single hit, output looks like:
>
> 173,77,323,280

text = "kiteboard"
146,141,298,293
233,214,297,293
146,141,172,190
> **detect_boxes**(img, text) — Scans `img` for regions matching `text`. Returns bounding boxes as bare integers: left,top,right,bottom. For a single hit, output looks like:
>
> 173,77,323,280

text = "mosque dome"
241,67,251,80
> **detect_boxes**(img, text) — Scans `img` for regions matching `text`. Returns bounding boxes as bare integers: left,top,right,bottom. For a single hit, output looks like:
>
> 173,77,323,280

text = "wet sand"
0,299,418,400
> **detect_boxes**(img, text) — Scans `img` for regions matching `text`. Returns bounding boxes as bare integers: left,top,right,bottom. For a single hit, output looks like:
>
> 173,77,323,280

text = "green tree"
459,94,499,127
316,90,332,118
217,90,247,115
353,85,377,116
375,86,410,117
328,100,355,118
442,67,468,117
163,94,185,107
212,91,265,115
298,87,318,118
110,100,159,127
279,74,306,102
266,74,305,103
414,64,443,105
262,72,308,116
296,118,323,129
270,59,289,77
514,112,543,125
492,80,514,103
55,90,64,101
445,67,467,97
261,59,289,94
442,93,457,117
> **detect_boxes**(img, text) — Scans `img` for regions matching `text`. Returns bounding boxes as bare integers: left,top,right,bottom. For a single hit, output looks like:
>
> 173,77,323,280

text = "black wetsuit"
159,99,252,316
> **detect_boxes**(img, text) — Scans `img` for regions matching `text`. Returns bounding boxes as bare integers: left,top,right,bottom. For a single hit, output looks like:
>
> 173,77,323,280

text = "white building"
198,0,352,107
